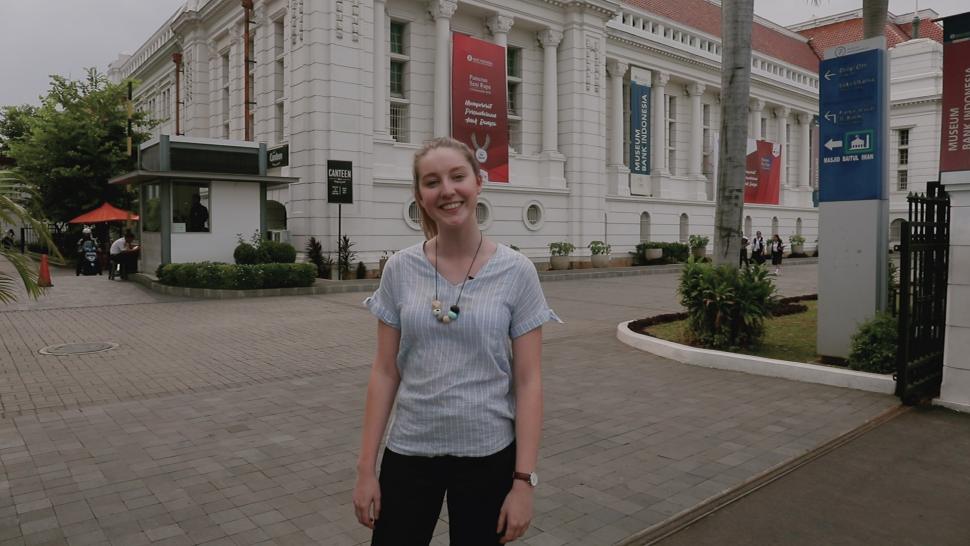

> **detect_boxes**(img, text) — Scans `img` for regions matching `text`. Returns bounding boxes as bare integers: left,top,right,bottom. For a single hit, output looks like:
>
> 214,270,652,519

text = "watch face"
529,472,539,487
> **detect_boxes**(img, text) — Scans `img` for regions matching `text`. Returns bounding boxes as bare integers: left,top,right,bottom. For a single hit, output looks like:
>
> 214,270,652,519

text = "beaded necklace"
430,232,484,324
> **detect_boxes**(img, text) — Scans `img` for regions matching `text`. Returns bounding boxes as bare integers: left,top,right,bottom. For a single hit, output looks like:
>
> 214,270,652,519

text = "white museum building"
108,0,824,266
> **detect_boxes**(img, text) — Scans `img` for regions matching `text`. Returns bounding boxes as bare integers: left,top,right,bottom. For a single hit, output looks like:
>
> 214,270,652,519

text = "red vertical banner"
940,39,970,173
744,139,781,204
451,33,509,183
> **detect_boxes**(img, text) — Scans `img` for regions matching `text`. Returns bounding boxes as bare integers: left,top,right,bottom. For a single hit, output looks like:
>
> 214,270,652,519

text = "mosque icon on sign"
845,130,873,154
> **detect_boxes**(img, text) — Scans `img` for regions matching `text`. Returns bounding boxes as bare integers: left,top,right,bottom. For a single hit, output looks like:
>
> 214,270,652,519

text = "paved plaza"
0,262,897,545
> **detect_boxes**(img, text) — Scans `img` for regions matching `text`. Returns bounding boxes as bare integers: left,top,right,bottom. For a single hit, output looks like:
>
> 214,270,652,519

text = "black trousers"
372,443,515,546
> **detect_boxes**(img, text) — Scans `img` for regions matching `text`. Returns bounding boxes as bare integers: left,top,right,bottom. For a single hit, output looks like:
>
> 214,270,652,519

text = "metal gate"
895,181,950,405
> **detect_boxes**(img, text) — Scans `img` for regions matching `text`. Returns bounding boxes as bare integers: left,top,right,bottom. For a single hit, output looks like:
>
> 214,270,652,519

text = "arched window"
640,212,651,242
796,217,803,237
266,200,287,230
771,216,779,236
679,213,689,243
890,218,904,242
744,216,752,237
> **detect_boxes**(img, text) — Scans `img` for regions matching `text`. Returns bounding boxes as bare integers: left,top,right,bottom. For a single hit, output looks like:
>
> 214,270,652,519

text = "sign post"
817,37,890,358
327,160,353,280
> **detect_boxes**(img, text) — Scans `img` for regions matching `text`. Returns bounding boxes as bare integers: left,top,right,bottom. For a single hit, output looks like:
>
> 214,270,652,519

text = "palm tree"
712,0,753,266
0,170,57,302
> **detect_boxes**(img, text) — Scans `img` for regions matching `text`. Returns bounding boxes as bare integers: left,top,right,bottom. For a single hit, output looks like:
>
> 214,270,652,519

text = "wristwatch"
513,471,539,487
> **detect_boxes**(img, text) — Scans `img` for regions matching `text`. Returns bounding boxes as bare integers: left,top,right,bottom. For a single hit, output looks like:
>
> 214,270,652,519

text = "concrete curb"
616,320,894,394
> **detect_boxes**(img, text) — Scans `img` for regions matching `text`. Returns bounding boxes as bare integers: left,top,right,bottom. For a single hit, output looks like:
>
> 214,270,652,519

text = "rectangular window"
896,128,910,191
702,103,712,177
172,182,211,233
274,19,286,144
666,95,677,175
222,52,231,138
388,20,410,143
507,46,522,154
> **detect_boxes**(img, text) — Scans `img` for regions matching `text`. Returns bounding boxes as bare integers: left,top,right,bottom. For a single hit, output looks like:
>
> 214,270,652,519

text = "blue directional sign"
819,47,886,201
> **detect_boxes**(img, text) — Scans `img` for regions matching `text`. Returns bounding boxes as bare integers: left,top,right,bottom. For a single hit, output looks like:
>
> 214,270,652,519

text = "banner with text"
744,139,781,205
629,81,651,174
940,38,970,172
452,33,509,183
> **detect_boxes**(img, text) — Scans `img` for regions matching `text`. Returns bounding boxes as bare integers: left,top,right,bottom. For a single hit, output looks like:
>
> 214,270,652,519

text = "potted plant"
549,241,575,270
789,235,806,256
587,240,611,268
642,243,663,261
688,235,709,259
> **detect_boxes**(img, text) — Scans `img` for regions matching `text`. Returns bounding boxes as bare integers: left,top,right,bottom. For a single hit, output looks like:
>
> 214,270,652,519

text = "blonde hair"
412,137,481,240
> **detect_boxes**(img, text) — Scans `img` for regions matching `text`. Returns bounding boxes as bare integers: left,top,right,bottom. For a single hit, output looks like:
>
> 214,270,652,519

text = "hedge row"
632,242,690,265
157,262,316,290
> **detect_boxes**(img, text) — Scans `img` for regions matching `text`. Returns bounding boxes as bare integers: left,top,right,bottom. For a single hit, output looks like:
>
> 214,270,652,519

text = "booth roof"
109,170,298,186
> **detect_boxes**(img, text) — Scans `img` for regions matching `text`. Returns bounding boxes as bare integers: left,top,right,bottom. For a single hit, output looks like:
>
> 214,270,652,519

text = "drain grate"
39,342,118,356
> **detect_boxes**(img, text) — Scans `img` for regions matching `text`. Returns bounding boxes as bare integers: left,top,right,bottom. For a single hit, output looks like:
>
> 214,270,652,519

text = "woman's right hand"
353,472,381,529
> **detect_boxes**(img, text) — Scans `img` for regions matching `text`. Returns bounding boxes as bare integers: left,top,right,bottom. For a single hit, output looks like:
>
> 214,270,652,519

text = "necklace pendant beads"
429,232,483,325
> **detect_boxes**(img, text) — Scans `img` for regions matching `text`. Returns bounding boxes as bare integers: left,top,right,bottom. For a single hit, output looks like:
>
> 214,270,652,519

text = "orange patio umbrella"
68,203,139,224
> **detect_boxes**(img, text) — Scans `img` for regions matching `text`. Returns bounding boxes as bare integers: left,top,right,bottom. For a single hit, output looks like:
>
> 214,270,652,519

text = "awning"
109,170,298,186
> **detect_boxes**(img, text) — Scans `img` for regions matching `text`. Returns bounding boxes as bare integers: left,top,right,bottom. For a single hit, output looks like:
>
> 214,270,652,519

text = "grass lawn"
646,301,820,364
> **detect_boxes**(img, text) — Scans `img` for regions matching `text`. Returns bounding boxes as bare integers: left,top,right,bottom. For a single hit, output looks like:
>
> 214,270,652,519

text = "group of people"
740,231,785,275
74,227,139,279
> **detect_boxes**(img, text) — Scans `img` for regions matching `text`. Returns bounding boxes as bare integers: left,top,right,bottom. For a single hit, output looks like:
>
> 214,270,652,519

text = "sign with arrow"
818,39,887,201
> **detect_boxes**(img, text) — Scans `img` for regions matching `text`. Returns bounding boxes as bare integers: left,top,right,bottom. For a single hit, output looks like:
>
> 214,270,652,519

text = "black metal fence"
895,181,950,405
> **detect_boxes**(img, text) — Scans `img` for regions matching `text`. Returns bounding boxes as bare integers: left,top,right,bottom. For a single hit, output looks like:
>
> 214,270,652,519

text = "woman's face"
415,147,482,232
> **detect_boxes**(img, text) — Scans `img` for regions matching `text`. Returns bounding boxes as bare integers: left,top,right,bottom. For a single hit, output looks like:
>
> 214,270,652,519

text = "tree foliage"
0,170,58,303
4,68,153,222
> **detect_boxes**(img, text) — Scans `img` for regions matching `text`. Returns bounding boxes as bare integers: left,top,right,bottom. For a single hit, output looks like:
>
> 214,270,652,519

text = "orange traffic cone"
38,254,52,288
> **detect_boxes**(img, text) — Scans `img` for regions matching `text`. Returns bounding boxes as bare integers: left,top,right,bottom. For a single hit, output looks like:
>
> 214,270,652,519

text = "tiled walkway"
0,261,896,545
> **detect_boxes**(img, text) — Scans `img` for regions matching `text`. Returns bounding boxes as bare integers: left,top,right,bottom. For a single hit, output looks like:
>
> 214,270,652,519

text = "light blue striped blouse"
364,242,561,457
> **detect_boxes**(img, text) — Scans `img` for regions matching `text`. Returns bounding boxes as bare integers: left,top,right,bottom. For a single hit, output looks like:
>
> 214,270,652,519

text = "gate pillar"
938,178,970,412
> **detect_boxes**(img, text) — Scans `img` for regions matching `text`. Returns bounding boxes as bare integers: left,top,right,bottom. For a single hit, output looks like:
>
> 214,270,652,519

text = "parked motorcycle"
77,238,101,276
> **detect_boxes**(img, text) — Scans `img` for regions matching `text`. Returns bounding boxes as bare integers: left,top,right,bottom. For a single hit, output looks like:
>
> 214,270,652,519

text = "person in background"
739,236,750,267
188,193,209,232
1,229,14,249
109,230,140,280
751,231,766,265
770,233,785,275
76,227,98,275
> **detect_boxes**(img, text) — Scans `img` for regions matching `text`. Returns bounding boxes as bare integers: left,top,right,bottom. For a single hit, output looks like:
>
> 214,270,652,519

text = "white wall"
170,181,260,264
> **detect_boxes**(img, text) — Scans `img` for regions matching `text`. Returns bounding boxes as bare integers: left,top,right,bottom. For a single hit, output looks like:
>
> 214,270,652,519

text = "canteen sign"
629,81,651,175
327,160,353,204
940,38,970,172
268,144,288,168
451,33,509,183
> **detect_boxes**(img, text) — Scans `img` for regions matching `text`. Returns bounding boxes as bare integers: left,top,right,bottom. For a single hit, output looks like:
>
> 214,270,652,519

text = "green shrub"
678,259,777,349
587,240,611,255
789,234,806,246
234,242,260,265
549,241,575,256
157,262,315,290
688,234,709,250
847,312,897,374
633,242,690,264
261,240,297,263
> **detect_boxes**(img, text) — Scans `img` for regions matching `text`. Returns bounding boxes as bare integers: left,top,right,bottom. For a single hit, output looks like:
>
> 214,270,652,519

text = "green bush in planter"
678,259,777,349
847,312,897,374
587,240,611,255
633,242,690,264
688,234,709,250
549,241,575,256
789,234,806,246
157,262,315,290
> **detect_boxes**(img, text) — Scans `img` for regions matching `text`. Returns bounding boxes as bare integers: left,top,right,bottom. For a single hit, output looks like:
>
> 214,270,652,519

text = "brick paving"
0,260,896,545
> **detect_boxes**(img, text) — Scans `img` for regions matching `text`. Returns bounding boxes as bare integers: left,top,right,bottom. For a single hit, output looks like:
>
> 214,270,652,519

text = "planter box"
691,246,706,259
791,244,804,255
550,255,571,270
644,248,663,261
591,254,610,268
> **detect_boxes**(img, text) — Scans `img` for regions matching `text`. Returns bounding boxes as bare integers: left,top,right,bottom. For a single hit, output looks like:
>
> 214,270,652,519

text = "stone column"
487,14,513,48
798,113,811,188
430,0,457,137
373,0,388,137
607,60,628,167
750,98,764,140
651,71,669,176
607,60,629,197
688,83,705,178
539,28,563,154
775,106,789,187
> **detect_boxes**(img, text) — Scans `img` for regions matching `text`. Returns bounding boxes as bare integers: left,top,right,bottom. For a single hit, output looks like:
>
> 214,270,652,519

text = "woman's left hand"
497,482,534,543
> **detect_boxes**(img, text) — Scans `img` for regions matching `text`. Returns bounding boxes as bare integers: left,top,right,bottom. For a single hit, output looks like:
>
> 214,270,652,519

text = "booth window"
143,183,161,232
172,183,210,232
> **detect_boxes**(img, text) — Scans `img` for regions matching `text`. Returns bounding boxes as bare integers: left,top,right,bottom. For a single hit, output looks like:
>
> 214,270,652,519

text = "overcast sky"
0,0,966,107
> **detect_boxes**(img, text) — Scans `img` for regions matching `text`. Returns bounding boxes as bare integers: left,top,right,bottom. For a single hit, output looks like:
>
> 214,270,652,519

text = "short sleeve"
509,260,562,338
363,257,400,329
